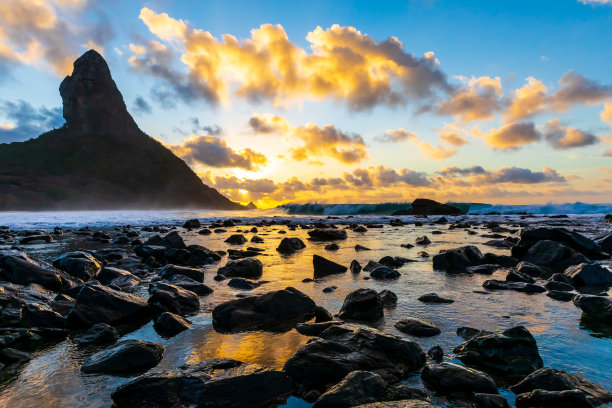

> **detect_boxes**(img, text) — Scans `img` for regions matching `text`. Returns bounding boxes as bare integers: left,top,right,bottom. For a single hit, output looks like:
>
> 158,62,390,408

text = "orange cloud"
602,102,612,123
131,8,451,110
249,114,368,164
543,119,600,149
475,122,541,149
379,124,467,159
437,76,503,123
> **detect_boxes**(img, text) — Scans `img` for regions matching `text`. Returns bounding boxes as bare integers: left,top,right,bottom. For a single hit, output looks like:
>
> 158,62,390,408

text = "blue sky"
1,0,611,206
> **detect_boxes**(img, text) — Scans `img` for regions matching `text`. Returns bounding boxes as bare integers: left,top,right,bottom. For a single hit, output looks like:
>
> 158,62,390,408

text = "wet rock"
457,327,489,340
506,268,536,283
166,274,213,296
516,261,547,278
322,286,337,293
284,323,426,392
482,280,546,293
0,348,32,365
352,401,434,408
453,326,543,377
198,228,212,235
546,290,576,302
421,362,498,394
315,305,333,322
227,278,260,290
0,250,75,292
212,287,316,332
225,234,248,245
564,263,612,286
20,234,53,244
418,293,454,303
81,339,164,374
393,199,465,216
159,264,204,282
308,229,348,241
110,274,141,290
154,312,191,336
325,243,340,251
96,266,133,285
573,295,612,321
276,237,306,254
427,346,443,363
510,367,612,406
72,323,119,345
519,240,589,275
338,289,383,321
53,251,101,281
466,264,499,275
432,246,485,274
513,227,609,261
370,266,401,280
351,260,362,274
68,284,150,327
379,290,398,308
296,321,342,336
394,318,441,337
379,256,413,268
313,370,418,408
148,282,199,316
473,393,510,408
515,389,591,408
544,280,574,292
355,245,371,251
364,261,384,272
217,258,263,279
313,255,347,278
416,236,431,245
112,358,293,408
182,219,201,229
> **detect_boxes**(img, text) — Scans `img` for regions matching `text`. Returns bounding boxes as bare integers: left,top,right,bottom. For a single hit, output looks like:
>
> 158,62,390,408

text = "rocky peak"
60,50,139,135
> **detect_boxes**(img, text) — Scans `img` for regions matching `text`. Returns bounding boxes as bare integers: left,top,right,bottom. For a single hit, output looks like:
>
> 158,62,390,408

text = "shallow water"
0,213,611,407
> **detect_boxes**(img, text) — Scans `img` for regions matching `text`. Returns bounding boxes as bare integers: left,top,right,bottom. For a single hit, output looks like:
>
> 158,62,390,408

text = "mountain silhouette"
0,50,245,211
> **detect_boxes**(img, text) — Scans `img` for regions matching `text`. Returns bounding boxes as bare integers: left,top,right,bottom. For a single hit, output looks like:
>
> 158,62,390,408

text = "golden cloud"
602,102,612,123
131,8,451,110
437,76,503,123
543,119,600,149
475,122,541,149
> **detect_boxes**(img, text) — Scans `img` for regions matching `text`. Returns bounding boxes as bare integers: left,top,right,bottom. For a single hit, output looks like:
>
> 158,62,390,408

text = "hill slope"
0,50,244,211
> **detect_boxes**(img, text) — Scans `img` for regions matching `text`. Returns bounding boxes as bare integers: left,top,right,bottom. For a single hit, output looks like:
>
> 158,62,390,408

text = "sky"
1,0,612,208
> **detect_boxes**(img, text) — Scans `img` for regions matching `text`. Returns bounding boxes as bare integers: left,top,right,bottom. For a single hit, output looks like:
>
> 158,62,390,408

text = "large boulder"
0,250,75,292
453,326,543,377
217,258,263,279
53,251,101,281
519,240,588,275
81,339,163,374
284,323,426,392
564,263,612,286
573,295,612,321
308,229,348,241
112,358,293,408
313,255,347,278
392,199,465,216
421,362,498,394
148,282,199,316
67,283,150,327
510,367,612,407
432,246,485,273
212,287,316,332
276,237,306,254
338,289,383,321
512,227,609,260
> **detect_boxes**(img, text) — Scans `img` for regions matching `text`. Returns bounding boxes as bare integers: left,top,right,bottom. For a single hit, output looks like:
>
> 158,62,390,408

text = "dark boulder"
67,283,150,327
379,290,398,307
0,250,75,292
513,227,609,261
473,393,510,408
295,321,342,336
182,219,201,229
547,290,576,302
53,251,101,281
154,312,192,336
483,280,546,293
432,245,485,274
370,266,401,280
506,268,536,283
394,318,441,337
111,358,293,408
276,237,306,254
81,339,164,374
418,293,454,303
284,323,426,392
421,362,498,394
519,240,589,275
515,389,591,408
227,278,260,290
72,322,118,345
350,260,362,274
338,289,383,321
313,255,347,278
544,281,574,292
573,295,612,321
96,266,133,285
167,274,213,296
217,258,263,279
212,287,316,332
315,305,333,322
454,326,543,377
564,263,612,286
225,234,248,245
393,199,465,216
159,264,204,282
415,236,431,245
516,261,547,278
148,282,199,316
308,229,348,241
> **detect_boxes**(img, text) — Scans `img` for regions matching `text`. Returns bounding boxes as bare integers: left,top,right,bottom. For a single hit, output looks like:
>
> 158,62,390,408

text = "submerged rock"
418,293,454,303
453,326,543,377
394,318,441,337
338,289,383,321
370,266,401,280
81,339,164,374
308,229,348,241
313,255,347,278
112,358,293,408
217,258,263,279
212,287,316,332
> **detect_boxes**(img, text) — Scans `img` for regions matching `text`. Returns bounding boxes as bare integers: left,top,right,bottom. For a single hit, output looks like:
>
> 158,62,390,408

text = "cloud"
132,96,152,115
169,135,268,170
0,0,114,76
0,100,64,143
578,0,612,5
440,166,566,184
417,141,458,159
173,118,222,136
376,128,417,143
130,8,452,110
543,119,600,149
437,76,503,123
504,72,612,121
602,102,612,123
249,114,368,164
379,124,467,159
476,122,542,149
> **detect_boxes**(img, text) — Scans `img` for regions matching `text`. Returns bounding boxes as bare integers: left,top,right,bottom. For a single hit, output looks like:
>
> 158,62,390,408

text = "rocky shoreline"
0,214,611,407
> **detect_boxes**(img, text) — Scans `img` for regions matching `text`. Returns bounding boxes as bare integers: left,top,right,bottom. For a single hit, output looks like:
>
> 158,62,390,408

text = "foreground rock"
512,227,609,261
284,323,426,392
112,358,293,408
510,367,612,407
81,339,164,374
418,293,454,303
212,287,316,332
573,295,612,321
148,282,199,316
313,255,347,278
276,237,306,254
308,229,348,241
159,264,204,282
432,246,484,273
313,370,426,408
338,289,383,321
515,239,589,275
453,326,543,377
68,284,150,327
53,251,101,281
515,389,592,408
421,362,498,394
154,312,192,336
564,263,612,286
72,323,118,345
394,318,441,337
0,250,75,292
217,258,263,279
370,266,401,280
